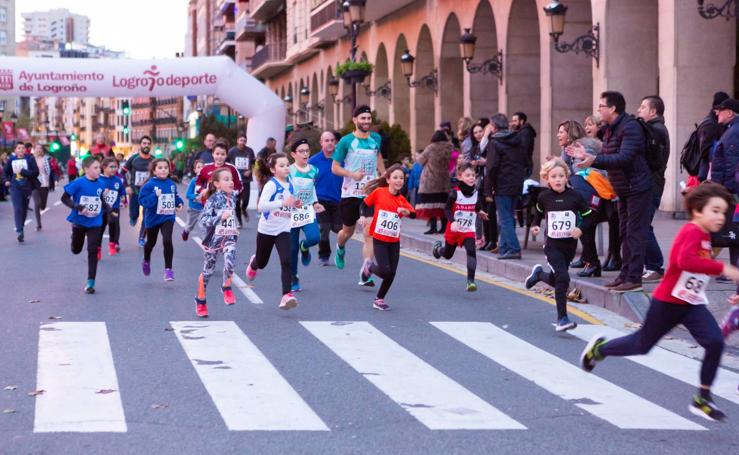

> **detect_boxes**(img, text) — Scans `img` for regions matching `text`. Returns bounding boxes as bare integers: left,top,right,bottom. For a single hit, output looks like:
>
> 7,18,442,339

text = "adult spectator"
467,122,497,252
309,131,343,265
484,113,526,260
698,91,730,181
556,120,586,176
416,130,453,234
227,133,256,225
583,114,601,139
569,91,652,292
510,112,537,177
195,133,216,164
457,117,475,158
257,137,277,160
90,133,113,158
637,95,671,283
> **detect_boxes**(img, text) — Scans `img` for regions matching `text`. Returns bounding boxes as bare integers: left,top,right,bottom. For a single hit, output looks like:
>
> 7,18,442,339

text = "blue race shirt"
99,175,124,209
64,177,107,228
138,177,184,228
309,151,342,203
185,178,204,211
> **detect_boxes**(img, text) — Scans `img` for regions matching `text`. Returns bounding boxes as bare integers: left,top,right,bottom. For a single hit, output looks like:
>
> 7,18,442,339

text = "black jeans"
482,199,498,247
102,209,121,244
71,225,102,280
235,181,251,225
618,190,652,283
541,242,577,320
439,237,477,281
316,200,342,260
252,232,292,295
144,220,174,269
600,299,724,387
370,239,400,299
32,187,49,228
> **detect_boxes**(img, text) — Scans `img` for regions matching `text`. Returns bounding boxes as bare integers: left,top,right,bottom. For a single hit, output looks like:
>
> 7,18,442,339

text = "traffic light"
70,133,77,141
122,100,130,116
50,141,61,152
123,125,129,135
175,139,184,151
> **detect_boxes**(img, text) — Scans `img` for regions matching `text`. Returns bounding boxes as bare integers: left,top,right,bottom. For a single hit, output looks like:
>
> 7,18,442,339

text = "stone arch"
440,13,464,136
393,34,411,138
470,0,499,119
413,25,436,151
311,73,319,125
325,66,336,130
373,43,390,123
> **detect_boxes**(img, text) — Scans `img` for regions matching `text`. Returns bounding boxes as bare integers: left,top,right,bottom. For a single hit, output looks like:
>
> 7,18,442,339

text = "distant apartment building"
131,97,185,153
0,0,16,118
22,8,90,44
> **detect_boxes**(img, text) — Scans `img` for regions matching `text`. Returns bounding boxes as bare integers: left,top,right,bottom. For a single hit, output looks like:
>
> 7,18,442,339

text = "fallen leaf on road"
151,403,168,410
95,389,116,394
48,316,63,320
4,386,17,391
502,324,509,329
28,299,41,304
2,409,16,414
27,389,45,396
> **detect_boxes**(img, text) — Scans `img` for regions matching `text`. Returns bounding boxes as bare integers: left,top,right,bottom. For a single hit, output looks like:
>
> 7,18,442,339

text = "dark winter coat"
484,130,526,197
712,117,739,196
647,116,670,198
518,123,537,175
697,112,726,181
416,141,452,195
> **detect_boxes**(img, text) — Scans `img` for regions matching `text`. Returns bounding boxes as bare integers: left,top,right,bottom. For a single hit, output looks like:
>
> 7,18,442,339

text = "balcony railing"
251,0,283,22
311,0,340,33
235,12,266,40
251,42,287,70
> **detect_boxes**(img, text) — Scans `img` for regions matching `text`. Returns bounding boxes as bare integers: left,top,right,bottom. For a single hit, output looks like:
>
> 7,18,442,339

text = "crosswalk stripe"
432,322,706,430
572,324,739,406
34,322,127,432
170,321,328,431
232,274,263,304
301,321,526,430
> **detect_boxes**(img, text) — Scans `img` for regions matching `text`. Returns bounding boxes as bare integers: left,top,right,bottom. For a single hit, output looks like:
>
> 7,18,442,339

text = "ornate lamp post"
400,49,438,94
361,74,391,100
341,0,367,109
543,1,600,67
459,28,504,83
328,77,352,106
697,0,737,19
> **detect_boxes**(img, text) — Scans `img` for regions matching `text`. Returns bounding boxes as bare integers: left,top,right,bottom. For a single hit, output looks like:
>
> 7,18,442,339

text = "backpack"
680,120,708,176
634,117,664,172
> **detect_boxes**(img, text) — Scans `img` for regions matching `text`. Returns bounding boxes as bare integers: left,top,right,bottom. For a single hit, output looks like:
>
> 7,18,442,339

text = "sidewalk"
399,211,739,348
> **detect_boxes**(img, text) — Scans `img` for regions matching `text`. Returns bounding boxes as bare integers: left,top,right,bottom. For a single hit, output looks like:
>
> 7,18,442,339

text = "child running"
524,158,594,331
359,164,415,311
246,152,302,309
581,182,739,421
289,139,325,292
182,160,205,241
61,156,108,293
138,158,184,281
432,162,488,292
196,142,243,211
194,168,240,318
99,157,124,257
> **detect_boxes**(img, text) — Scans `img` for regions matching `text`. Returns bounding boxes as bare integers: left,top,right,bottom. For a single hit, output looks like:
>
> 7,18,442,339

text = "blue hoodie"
185,178,204,211
99,175,124,209
64,177,107,228
138,177,184,228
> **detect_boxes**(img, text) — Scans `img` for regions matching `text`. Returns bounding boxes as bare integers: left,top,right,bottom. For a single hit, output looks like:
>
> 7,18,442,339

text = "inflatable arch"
0,56,286,151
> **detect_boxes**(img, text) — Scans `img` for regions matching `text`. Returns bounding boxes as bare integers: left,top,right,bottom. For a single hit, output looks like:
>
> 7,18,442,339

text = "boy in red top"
581,182,739,422
196,142,243,203
67,157,78,181
359,164,414,311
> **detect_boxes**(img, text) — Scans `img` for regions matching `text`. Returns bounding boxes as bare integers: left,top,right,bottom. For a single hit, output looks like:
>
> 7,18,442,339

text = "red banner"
2,121,14,140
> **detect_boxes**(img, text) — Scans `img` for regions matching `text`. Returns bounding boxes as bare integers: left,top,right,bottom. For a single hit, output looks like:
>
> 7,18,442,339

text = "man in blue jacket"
309,131,343,265
569,91,652,292
3,143,39,242
711,98,739,196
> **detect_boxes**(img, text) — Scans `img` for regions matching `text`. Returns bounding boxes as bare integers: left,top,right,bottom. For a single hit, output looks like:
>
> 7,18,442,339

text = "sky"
16,0,189,59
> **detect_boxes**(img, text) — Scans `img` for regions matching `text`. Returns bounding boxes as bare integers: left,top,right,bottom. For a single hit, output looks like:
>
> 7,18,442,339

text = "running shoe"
17,232,24,243
689,395,726,422
164,268,174,281
36,225,42,231
373,298,390,311
129,219,137,227
142,260,151,276
300,241,312,266
108,242,117,256
222,287,236,305
195,299,208,318
291,276,301,293
580,335,607,372
358,276,375,287
432,241,442,259
84,279,95,294
279,292,298,310
319,257,330,266
96,246,102,261
720,307,739,338
554,316,577,332
138,237,145,248
466,281,477,292
335,245,346,269
525,264,543,290
181,230,189,241
360,259,372,283
115,243,121,252
246,254,257,281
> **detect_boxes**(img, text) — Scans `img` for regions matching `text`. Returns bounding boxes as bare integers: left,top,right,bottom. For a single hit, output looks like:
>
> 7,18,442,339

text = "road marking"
34,322,127,433
432,322,705,430
175,216,187,229
572,324,739,406
170,321,328,431
301,321,525,430
53,201,62,207
232,274,263,304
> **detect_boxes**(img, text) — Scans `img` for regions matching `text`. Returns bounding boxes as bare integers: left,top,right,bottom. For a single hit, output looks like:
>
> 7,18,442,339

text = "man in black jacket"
510,112,537,178
698,92,730,181
484,113,526,260
569,91,652,292
637,95,670,283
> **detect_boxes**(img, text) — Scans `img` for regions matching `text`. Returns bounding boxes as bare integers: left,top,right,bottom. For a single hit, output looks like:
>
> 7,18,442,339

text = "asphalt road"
1,187,739,454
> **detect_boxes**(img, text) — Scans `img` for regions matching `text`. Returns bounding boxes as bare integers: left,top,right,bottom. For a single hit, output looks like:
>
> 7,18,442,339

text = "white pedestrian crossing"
301,321,526,430
572,324,739,406
432,322,706,430
34,322,127,433
170,321,328,431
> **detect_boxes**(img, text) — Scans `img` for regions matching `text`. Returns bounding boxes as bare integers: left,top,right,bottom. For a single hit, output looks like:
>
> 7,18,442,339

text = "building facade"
0,0,15,118
131,97,185,154
22,8,90,44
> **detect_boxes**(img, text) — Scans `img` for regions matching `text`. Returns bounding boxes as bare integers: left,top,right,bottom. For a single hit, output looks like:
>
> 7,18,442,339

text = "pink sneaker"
246,254,257,281
720,307,739,338
279,292,297,310
222,287,236,305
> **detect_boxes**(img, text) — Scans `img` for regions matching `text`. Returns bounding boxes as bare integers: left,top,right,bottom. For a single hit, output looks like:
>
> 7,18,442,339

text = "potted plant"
336,60,374,85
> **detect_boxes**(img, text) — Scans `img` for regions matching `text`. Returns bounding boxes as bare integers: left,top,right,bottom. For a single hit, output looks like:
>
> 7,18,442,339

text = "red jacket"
195,163,243,194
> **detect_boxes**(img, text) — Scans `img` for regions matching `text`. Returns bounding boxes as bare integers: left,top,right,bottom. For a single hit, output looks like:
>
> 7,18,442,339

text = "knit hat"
713,91,730,109
290,138,310,152
717,98,739,114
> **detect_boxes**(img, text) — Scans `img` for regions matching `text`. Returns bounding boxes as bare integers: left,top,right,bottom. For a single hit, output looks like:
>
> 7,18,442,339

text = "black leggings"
370,239,400,299
439,237,477,281
33,187,49,227
600,298,724,387
541,242,576,320
101,209,120,244
252,231,292,295
235,182,251,225
71,225,102,280
144,220,174,268
483,200,498,247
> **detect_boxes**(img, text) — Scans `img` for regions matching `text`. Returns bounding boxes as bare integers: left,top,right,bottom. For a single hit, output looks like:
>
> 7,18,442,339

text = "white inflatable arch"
0,56,286,151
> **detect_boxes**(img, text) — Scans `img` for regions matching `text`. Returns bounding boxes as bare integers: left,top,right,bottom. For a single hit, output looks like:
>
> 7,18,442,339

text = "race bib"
343,175,372,198
104,190,118,206
671,271,710,305
156,193,175,215
454,210,476,233
234,157,249,170
547,210,576,239
215,211,239,236
291,205,316,228
79,195,102,218
375,210,401,238
134,171,148,186
11,160,27,174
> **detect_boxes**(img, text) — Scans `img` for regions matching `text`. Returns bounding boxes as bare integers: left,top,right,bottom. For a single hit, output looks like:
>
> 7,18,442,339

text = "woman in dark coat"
416,130,452,234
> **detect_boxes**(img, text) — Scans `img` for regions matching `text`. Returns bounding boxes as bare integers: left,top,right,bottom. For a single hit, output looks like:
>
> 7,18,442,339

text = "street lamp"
361,75,392,100
327,77,352,105
543,1,600,67
459,28,504,83
697,0,737,19
400,49,438,94
283,95,294,117
299,87,310,106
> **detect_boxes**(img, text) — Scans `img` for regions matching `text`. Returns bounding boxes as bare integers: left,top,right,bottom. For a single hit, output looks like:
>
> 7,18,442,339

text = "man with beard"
510,112,537,178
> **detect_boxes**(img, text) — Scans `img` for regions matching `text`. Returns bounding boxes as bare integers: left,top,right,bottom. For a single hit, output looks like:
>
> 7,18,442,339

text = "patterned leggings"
197,243,237,301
